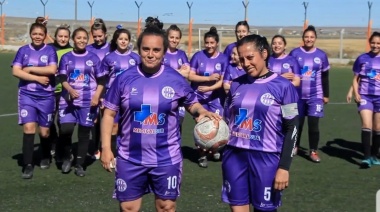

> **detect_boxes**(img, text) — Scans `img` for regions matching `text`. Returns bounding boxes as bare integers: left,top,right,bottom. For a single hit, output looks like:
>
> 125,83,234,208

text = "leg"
75,125,91,176
308,116,321,162
39,126,51,169
155,198,176,212
91,112,102,159
22,122,37,179
59,123,75,173
119,199,142,212
358,95,374,167
296,100,307,149
371,112,380,165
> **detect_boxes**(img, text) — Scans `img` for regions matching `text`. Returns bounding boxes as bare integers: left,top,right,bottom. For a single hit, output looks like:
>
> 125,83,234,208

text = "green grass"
0,52,378,212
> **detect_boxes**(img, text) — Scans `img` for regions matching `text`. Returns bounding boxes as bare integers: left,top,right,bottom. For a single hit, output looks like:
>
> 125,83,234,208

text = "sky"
1,0,379,28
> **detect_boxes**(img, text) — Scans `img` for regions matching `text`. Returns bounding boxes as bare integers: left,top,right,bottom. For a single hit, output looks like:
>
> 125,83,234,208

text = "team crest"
360,99,367,105
116,178,127,192
314,57,321,64
282,63,290,69
40,55,48,63
260,93,275,106
20,109,28,118
129,59,136,66
161,86,175,99
178,58,183,65
86,60,93,66
215,63,221,71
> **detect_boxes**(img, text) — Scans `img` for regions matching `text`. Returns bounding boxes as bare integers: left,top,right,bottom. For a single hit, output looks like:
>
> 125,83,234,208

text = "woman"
163,24,190,128
86,18,110,160
289,25,330,163
12,22,58,179
222,34,299,212
352,31,380,168
48,24,72,161
224,20,250,62
101,27,140,156
269,35,300,87
57,27,107,177
223,46,245,94
100,24,220,212
188,26,229,167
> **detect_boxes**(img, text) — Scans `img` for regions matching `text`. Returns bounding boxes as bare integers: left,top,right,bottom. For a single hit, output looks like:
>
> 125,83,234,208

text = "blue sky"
2,0,380,28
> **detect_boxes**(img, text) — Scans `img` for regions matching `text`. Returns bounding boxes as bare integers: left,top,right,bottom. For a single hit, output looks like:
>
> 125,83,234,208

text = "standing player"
48,24,72,160
289,25,330,162
352,31,380,167
224,21,250,62
223,46,245,94
269,35,300,87
163,24,190,128
100,24,220,212
101,27,140,156
57,27,107,176
86,18,110,160
222,34,299,212
188,26,229,167
12,22,58,179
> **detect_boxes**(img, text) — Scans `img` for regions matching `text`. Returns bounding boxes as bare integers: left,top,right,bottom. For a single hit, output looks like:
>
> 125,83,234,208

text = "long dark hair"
110,28,132,52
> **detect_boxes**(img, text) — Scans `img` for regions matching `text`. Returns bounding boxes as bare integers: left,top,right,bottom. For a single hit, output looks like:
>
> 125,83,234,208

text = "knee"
119,203,140,212
23,124,36,134
39,130,50,138
156,201,176,212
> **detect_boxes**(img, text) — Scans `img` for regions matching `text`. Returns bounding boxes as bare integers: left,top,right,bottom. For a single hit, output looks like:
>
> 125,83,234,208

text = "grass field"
0,52,378,212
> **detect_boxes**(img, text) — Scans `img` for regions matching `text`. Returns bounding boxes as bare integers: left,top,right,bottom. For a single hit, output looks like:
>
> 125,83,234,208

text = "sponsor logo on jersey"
69,69,90,86
134,105,166,134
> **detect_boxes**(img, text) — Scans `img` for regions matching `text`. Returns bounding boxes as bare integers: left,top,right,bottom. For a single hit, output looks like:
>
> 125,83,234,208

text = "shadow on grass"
320,138,362,166
181,146,199,164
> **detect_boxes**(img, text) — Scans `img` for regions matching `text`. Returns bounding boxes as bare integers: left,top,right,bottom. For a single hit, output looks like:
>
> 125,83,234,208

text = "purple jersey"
86,42,110,60
58,51,105,107
225,73,299,152
223,64,245,84
102,50,140,89
103,65,198,167
12,44,58,97
223,42,236,62
289,47,330,99
163,49,189,70
353,52,380,95
190,50,228,101
268,54,300,76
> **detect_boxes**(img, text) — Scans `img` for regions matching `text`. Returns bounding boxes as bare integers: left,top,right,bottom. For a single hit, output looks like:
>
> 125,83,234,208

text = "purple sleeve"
132,52,141,64
352,56,361,76
190,53,199,72
101,56,111,76
180,78,198,107
281,82,299,119
48,48,58,65
181,51,190,65
321,51,330,72
103,74,122,111
290,56,300,76
94,57,106,78
223,66,232,83
58,54,69,75
12,48,24,67
221,55,229,76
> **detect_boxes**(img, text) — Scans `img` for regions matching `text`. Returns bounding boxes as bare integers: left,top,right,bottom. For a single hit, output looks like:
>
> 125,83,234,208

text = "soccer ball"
193,117,230,150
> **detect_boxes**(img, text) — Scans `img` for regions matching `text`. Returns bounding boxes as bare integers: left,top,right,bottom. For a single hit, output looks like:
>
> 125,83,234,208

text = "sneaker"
61,160,72,173
213,152,221,161
198,156,208,168
22,164,34,179
370,157,380,165
40,158,50,169
92,150,101,160
309,151,321,163
74,165,85,177
361,158,372,168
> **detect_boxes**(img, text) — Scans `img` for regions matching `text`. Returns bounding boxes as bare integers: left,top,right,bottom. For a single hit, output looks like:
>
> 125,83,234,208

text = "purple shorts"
18,93,55,127
221,146,282,210
357,94,380,112
199,98,224,116
297,98,324,117
114,158,182,202
58,105,99,127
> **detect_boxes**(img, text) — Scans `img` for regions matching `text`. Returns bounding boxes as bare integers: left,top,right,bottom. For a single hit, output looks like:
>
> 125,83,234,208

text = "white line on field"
0,113,18,117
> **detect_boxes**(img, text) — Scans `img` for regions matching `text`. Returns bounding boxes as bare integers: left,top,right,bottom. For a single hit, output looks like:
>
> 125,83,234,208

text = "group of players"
11,15,380,212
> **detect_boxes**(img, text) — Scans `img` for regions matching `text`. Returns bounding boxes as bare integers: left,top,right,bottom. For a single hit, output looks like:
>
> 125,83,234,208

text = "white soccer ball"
193,117,230,150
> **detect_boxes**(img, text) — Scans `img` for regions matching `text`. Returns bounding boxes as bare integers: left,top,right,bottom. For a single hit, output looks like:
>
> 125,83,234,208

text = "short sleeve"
352,56,362,75
131,52,141,65
101,56,111,76
290,56,300,76
58,54,69,75
181,51,190,65
221,55,229,76
223,66,232,83
48,48,58,65
103,74,122,112
190,52,199,72
321,52,330,72
94,57,106,78
12,47,24,67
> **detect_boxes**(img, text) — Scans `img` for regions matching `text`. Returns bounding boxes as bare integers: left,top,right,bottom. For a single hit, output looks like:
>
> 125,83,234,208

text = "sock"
111,135,117,157
23,133,35,166
39,135,51,159
362,128,371,159
371,131,380,157
77,126,91,166
308,116,320,151
296,116,305,147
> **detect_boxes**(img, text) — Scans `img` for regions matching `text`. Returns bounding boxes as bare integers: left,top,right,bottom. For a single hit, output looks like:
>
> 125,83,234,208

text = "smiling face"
271,37,286,56
230,46,240,65
236,25,249,40
204,36,218,56
56,29,70,47
303,30,316,49
92,29,106,46
116,32,130,51
370,35,380,55
139,34,165,73
238,42,268,77
168,30,181,50
30,27,46,46
73,30,88,51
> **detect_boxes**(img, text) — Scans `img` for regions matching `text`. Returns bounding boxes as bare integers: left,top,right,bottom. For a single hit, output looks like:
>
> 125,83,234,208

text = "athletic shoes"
74,165,85,177
370,157,380,165
40,158,50,169
361,159,372,168
92,150,101,160
309,151,321,163
198,156,208,168
61,160,72,173
213,152,221,161
22,164,34,179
